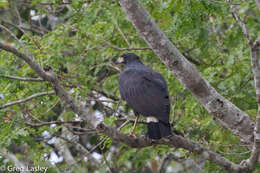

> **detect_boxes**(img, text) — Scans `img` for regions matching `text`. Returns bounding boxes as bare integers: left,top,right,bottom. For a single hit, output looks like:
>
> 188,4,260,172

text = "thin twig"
25,119,84,128
85,98,117,103
227,0,252,44
13,2,22,25
209,16,226,52
89,120,130,153
24,2,72,5
0,91,55,109
208,0,240,5
108,63,121,72
1,19,45,35
102,39,151,51
93,89,120,101
116,118,147,125
217,150,251,156
115,20,131,47
57,132,100,166
0,75,44,82
170,98,177,125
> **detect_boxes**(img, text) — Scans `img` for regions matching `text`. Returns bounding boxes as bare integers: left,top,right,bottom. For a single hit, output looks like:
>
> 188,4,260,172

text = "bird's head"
115,53,142,65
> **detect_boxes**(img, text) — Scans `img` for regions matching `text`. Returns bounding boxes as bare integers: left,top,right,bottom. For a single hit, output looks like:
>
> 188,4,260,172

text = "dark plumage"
116,53,171,139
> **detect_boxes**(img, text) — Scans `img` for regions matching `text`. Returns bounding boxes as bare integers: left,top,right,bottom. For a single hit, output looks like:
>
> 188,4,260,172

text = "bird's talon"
129,133,136,138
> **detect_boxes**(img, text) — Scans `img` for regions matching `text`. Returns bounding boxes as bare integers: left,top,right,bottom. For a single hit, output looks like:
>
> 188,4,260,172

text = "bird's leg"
129,115,139,138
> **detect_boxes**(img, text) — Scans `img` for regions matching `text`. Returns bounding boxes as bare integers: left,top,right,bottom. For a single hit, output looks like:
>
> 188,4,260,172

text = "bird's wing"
118,69,170,123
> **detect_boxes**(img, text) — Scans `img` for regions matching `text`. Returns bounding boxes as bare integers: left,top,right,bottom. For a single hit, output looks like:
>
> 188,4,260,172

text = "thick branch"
244,36,260,170
0,75,44,82
119,0,254,144
97,124,246,172
0,91,55,109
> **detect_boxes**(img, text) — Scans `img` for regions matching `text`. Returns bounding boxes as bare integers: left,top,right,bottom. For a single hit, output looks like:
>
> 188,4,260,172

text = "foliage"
0,0,260,172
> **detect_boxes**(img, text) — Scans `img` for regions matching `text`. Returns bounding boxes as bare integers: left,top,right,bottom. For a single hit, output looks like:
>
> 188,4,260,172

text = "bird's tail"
147,121,172,140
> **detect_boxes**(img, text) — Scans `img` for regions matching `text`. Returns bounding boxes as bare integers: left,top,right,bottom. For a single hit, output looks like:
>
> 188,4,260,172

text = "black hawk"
116,53,171,139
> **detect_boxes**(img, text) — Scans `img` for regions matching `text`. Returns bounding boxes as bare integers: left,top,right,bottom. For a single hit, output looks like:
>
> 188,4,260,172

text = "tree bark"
255,0,260,10
242,37,260,170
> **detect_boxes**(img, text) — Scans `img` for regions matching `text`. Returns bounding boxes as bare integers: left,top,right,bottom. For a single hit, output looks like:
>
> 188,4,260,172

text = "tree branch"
25,120,84,127
1,19,45,35
227,2,260,170
96,124,247,172
89,120,130,154
227,0,252,45
93,89,120,101
0,24,33,58
0,91,55,109
0,75,44,82
119,0,254,145
242,36,260,170
115,20,131,47
101,39,151,51
255,0,260,11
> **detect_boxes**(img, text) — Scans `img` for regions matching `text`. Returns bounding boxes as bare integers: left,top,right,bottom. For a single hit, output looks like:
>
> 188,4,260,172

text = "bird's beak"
115,56,124,64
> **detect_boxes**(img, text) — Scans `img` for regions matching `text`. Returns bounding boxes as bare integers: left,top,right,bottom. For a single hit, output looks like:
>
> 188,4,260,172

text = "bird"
116,53,172,140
